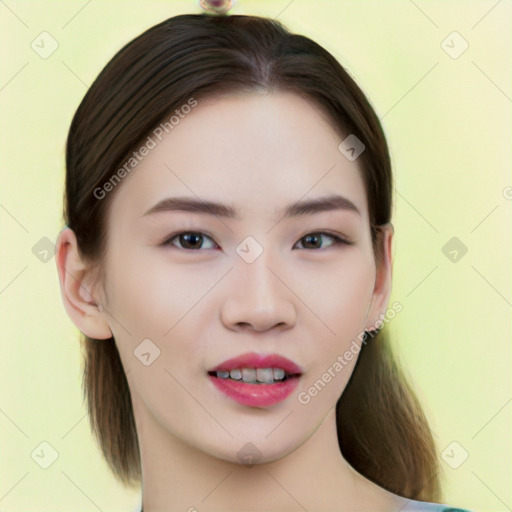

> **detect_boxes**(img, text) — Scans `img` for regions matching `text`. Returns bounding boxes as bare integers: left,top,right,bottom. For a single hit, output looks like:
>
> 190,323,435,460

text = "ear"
55,227,112,339
365,223,394,332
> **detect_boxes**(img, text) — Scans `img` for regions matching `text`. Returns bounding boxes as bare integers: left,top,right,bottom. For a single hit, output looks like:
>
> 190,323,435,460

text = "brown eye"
294,232,351,250
163,231,217,250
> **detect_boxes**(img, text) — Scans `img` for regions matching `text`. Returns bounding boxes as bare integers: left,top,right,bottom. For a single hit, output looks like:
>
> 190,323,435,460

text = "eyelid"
295,231,354,248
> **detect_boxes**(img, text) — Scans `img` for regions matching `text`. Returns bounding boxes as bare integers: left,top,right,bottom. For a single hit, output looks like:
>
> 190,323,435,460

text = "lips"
208,352,303,375
207,352,303,407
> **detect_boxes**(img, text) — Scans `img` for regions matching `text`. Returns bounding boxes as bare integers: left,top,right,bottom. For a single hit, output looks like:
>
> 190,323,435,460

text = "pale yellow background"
1,1,510,511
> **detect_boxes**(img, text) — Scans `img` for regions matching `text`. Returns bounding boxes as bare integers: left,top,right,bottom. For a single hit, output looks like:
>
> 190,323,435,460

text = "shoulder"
400,499,474,512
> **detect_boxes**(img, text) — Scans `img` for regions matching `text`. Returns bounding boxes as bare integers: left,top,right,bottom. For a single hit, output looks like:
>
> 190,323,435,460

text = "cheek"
104,244,224,339
296,257,373,407
293,251,375,338
334,266,374,332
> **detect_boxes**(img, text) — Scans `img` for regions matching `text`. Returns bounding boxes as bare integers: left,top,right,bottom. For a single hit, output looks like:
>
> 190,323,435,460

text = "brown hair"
62,13,442,500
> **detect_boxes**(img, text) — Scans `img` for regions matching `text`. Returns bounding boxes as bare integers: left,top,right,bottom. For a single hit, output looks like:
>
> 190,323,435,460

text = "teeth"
242,368,257,383
214,367,290,384
230,369,242,380
257,368,274,383
273,368,285,380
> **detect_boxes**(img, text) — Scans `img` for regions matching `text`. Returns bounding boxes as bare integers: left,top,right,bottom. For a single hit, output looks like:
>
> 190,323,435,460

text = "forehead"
107,91,369,224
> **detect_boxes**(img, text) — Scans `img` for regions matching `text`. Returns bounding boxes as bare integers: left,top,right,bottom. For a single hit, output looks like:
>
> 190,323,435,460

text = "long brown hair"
62,13,441,500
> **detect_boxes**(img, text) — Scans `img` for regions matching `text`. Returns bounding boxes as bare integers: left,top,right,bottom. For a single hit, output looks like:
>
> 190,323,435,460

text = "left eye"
294,232,351,250
161,231,351,251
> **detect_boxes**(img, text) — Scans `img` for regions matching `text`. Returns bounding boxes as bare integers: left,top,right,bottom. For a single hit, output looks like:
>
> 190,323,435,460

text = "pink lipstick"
207,352,303,408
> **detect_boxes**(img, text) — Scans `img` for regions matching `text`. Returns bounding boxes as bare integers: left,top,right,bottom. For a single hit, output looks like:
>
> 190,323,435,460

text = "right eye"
161,231,219,251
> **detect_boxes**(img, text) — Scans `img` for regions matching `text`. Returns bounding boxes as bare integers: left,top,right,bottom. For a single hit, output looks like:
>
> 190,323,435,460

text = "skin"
56,91,410,511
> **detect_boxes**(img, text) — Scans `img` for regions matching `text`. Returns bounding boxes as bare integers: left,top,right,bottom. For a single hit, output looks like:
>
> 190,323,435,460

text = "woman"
55,10,472,512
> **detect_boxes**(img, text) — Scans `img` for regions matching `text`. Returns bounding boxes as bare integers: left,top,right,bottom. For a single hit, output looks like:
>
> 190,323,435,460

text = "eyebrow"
142,193,361,219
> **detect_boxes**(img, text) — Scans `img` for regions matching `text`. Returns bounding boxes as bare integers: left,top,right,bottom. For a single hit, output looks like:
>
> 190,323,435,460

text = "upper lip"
208,352,303,375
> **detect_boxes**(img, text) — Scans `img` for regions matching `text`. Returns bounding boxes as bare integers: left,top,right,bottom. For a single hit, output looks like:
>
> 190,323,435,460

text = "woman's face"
94,91,392,463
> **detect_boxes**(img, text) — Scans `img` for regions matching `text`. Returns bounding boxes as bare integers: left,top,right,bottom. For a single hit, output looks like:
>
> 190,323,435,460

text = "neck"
132,397,403,511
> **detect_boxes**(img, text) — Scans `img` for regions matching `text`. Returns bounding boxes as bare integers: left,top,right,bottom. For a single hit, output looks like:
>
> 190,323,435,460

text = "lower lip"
208,374,301,407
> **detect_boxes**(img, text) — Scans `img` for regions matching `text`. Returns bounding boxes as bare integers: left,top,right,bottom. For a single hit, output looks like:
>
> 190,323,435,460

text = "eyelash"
160,230,354,251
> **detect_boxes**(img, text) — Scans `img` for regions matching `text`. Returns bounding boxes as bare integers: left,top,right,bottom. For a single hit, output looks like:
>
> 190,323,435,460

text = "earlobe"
365,223,394,332
55,227,112,340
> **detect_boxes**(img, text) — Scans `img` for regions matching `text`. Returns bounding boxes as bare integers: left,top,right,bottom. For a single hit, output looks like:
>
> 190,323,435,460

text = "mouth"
207,352,303,407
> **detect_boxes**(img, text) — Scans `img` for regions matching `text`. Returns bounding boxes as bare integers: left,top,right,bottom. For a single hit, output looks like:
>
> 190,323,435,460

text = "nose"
220,254,297,333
